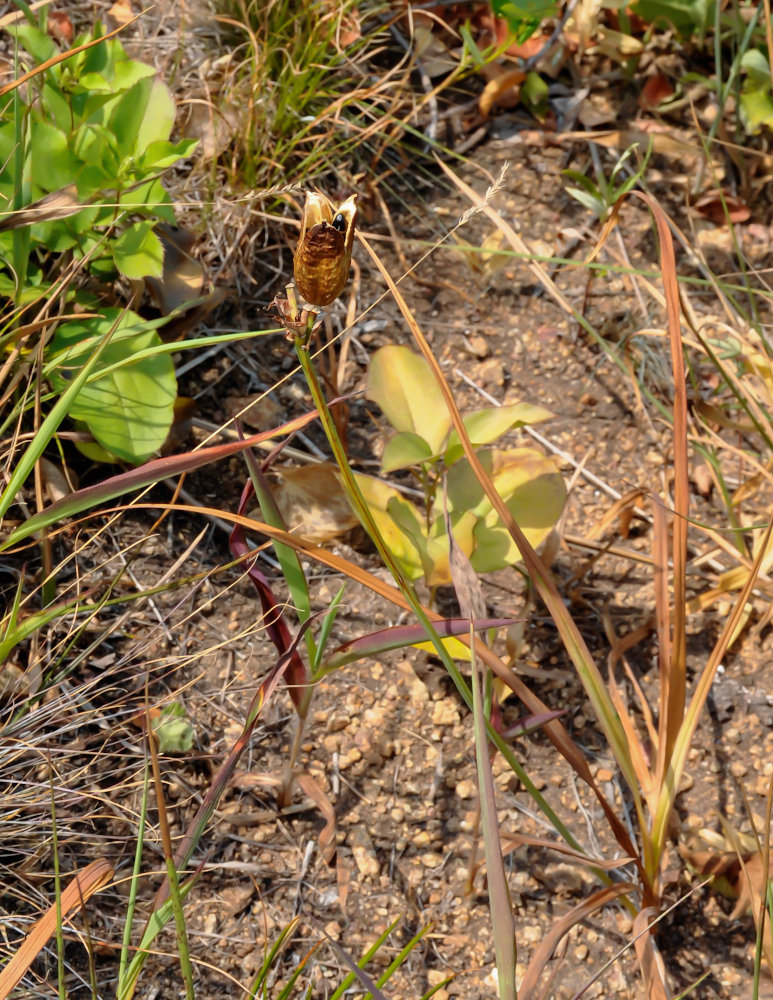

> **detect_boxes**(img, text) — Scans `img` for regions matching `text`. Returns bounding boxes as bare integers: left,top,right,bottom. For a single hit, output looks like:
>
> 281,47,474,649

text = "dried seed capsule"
293,192,357,307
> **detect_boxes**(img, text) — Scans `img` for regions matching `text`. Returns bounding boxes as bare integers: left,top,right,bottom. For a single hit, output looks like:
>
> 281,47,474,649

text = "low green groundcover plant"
1,18,196,463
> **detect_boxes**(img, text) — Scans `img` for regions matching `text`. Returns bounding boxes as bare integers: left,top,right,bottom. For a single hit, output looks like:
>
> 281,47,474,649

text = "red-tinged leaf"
501,709,565,740
319,617,515,674
693,190,751,225
230,479,310,715
639,73,674,110
500,831,635,869
3,409,322,550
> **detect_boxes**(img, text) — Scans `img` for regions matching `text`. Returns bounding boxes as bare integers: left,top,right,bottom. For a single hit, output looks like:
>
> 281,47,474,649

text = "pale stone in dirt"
349,825,380,878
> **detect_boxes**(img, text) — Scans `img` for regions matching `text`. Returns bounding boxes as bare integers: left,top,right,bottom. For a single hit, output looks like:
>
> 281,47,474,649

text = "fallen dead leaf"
269,463,359,544
639,73,675,111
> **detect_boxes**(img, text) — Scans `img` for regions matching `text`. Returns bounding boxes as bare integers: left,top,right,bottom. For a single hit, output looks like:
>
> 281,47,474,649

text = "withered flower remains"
293,192,357,307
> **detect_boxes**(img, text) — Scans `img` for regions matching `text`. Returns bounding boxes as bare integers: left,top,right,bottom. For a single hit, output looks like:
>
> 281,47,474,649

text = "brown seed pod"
293,192,357,307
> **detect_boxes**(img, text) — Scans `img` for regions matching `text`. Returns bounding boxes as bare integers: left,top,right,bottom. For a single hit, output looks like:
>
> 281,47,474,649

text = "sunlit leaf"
366,345,451,454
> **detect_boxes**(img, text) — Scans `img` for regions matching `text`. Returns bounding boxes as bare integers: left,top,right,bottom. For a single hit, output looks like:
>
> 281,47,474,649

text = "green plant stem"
118,759,151,990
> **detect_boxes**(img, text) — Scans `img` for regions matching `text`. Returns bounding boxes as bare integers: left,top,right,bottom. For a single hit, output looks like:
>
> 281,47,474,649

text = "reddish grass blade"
3,409,322,550
500,832,635,870
319,617,515,673
0,859,113,1000
230,478,310,715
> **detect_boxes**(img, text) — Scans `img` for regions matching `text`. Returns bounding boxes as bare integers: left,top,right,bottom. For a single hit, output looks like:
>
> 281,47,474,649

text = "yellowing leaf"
366,345,451,455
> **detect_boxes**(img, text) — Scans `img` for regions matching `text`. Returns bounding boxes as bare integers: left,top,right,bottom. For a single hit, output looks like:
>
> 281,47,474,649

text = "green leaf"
134,79,176,154
79,71,115,94
118,177,176,223
29,122,78,192
108,77,156,157
113,58,157,91
632,0,715,36
366,345,451,454
444,447,566,572
382,431,434,472
491,0,557,21
351,474,426,580
521,71,550,118
565,186,605,218
445,401,553,464
138,138,198,172
112,221,164,279
9,22,58,64
741,50,772,87
48,309,177,464
153,704,195,754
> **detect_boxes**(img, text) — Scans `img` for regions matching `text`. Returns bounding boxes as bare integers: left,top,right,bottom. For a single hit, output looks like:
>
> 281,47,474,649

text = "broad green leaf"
8,23,58,64
445,447,566,571
134,80,176,154
366,345,451,454
48,309,176,464
741,50,772,87
31,208,101,252
119,177,176,222
113,58,157,91
632,0,715,36
79,71,115,94
29,122,78,192
382,431,434,472
108,77,155,157
138,138,198,172
445,401,553,464
41,80,72,132
112,221,164,279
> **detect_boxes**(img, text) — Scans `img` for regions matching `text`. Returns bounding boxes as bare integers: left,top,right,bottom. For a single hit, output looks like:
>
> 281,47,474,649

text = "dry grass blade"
294,771,337,867
0,858,113,1000
500,832,635,870
472,640,516,1000
632,907,670,1000
519,883,634,1000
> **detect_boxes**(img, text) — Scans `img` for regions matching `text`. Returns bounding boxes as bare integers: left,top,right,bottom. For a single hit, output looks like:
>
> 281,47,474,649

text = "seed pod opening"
293,192,357,307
